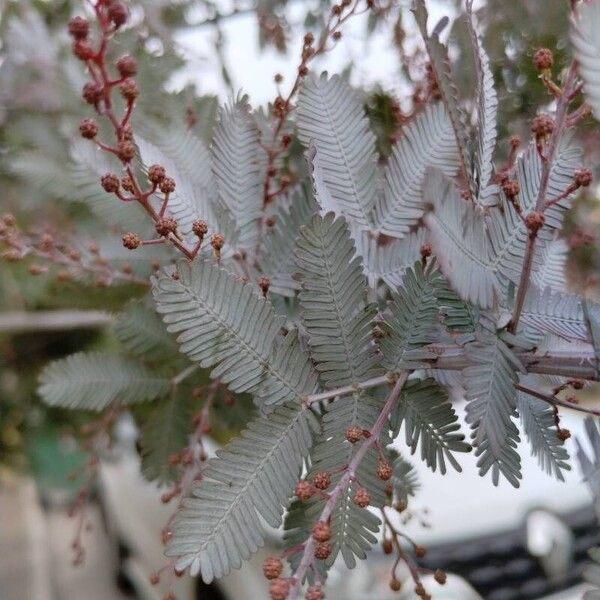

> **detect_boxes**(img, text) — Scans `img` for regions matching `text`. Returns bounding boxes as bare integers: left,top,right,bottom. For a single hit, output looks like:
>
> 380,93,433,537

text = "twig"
288,372,408,599
0,310,113,334
508,62,578,333
515,383,600,417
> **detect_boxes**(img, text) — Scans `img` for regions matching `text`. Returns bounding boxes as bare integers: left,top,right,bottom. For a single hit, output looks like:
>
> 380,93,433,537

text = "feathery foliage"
392,377,470,474
38,352,170,410
294,213,380,388
166,402,318,580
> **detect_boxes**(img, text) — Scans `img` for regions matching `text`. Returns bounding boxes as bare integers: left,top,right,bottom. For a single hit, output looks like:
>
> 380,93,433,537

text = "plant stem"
508,62,578,333
515,383,600,417
288,372,408,599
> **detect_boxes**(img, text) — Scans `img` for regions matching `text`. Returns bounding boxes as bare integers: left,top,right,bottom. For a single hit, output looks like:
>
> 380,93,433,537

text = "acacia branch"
288,372,409,599
515,383,600,417
508,62,578,333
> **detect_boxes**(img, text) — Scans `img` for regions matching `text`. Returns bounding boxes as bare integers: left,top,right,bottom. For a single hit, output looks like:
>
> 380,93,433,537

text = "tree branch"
515,383,600,417
288,372,409,599
508,62,579,333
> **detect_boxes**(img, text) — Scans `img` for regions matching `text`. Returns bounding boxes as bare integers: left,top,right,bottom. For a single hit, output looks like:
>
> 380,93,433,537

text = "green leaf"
140,392,193,484
211,95,262,248
153,259,316,405
294,213,381,388
166,402,319,581
297,74,378,229
392,378,470,474
464,333,523,487
571,0,600,121
423,168,499,308
38,352,170,410
114,302,179,360
381,262,442,370
374,102,459,237
517,387,570,482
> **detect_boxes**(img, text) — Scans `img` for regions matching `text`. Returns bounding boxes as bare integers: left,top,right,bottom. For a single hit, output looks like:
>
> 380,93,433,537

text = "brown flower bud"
269,579,290,600
146,164,166,185
305,585,324,600
574,168,592,188
72,40,95,61
533,48,554,72
101,173,120,193
420,243,432,260
332,31,342,41
295,480,314,501
274,73,283,83
531,115,554,138
345,425,363,444
155,217,178,237
121,175,135,192
192,220,209,239
414,545,427,558
382,539,393,555
304,32,315,46
353,487,370,508
312,471,331,490
122,232,140,249
159,177,176,194
82,82,103,105
68,16,90,40
258,275,270,297
502,179,520,200
524,211,545,234
389,578,402,591
79,118,98,139
312,521,331,542
211,233,225,253
434,569,447,585
314,542,331,560
557,428,571,441
116,55,138,78
377,460,393,481
119,79,139,102
117,140,136,162
262,556,283,580
108,2,128,28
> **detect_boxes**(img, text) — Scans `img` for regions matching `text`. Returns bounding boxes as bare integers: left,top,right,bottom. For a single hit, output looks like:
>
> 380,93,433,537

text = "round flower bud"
192,220,208,239
155,217,178,237
79,118,99,139
312,472,331,490
295,480,314,501
258,275,271,296
68,16,90,40
147,164,166,185
269,579,290,600
121,176,135,192
119,79,139,102
434,569,447,585
312,521,331,543
210,233,225,252
524,211,545,234
116,55,138,78
353,487,370,508
533,48,554,71
82,82,103,105
389,578,402,592
415,545,427,558
531,115,554,138
574,168,592,188
101,173,120,193
305,585,324,600
108,2,128,28
122,232,140,249
501,179,520,200
314,542,331,560
382,539,393,554
159,177,176,194
72,40,95,61
377,461,393,481
420,243,433,260
117,140,136,162
345,425,363,444
262,557,283,580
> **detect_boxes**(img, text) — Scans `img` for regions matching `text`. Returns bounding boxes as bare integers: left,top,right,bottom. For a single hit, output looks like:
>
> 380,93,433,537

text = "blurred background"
1,0,600,599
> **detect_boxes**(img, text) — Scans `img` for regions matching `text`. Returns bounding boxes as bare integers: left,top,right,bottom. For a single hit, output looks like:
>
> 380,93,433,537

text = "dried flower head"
155,217,178,237
101,173,120,193
82,82,103,105
262,557,283,580
122,232,140,249
533,47,554,71
159,177,176,194
117,140,136,162
116,55,138,78
119,79,139,102
68,16,90,40
79,118,99,139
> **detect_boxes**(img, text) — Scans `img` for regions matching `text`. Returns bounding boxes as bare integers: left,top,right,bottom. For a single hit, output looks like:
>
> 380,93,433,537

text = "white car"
99,406,598,600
